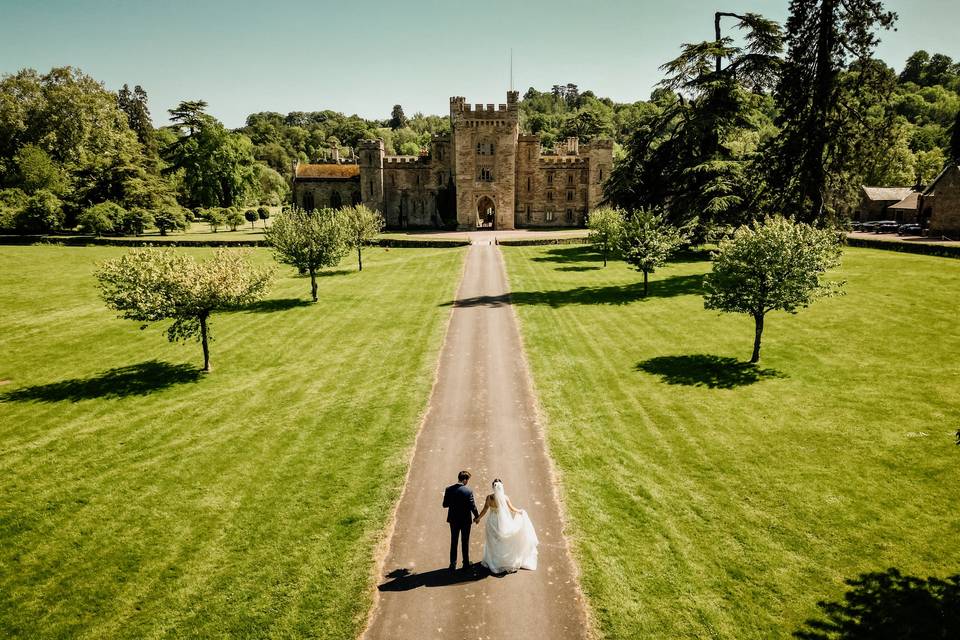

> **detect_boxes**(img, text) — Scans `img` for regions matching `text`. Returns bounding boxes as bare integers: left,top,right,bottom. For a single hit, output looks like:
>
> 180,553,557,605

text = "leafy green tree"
18,190,64,233
618,209,692,296
899,50,930,85
765,0,897,221
0,188,28,231
205,208,226,232
342,204,384,271
265,207,349,302
225,207,245,231
703,217,843,363
119,208,154,236
164,102,258,208
78,201,125,236
244,209,258,229
96,248,273,372
257,207,270,225
154,207,188,235
950,108,960,162
389,105,408,130
14,145,69,195
587,206,624,266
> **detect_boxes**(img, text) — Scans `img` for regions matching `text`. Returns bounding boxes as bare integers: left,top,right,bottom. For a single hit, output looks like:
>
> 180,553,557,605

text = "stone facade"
292,92,614,230
921,164,960,239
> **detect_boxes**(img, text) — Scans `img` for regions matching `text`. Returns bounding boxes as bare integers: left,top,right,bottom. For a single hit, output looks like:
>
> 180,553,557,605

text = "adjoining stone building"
920,164,960,239
855,186,919,222
292,92,614,230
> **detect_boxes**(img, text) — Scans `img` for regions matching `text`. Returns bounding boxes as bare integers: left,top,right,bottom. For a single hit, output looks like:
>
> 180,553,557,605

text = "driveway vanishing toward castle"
362,236,591,639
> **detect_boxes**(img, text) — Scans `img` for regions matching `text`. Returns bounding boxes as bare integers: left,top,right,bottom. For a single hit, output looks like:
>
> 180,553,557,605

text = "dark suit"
443,482,479,566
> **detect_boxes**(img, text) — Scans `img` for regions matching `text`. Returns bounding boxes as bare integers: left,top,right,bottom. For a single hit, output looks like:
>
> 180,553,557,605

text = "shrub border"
0,235,468,249
845,236,960,259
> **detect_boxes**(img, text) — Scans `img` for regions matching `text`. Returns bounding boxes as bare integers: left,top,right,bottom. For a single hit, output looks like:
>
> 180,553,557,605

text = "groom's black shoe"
448,563,456,572
461,562,472,572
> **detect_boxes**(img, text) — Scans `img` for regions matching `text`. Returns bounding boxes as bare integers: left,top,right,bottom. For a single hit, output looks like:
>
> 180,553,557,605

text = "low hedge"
846,236,960,259
0,235,467,249
496,237,590,246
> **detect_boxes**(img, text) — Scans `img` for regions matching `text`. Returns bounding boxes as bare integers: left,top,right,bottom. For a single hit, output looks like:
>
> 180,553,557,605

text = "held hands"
473,516,480,524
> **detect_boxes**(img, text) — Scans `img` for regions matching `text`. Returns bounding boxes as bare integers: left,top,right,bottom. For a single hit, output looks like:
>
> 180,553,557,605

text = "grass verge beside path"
0,245,465,639
502,244,960,639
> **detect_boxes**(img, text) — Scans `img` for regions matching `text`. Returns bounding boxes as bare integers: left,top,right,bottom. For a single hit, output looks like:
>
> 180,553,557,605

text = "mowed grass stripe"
0,245,465,639
502,244,959,639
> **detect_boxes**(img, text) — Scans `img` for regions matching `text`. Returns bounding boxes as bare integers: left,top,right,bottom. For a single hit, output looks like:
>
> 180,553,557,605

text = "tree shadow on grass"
794,568,960,639
0,361,202,403
530,245,601,264
241,298,313,313
635,354,784,389
377,566,490,591
446,274,704,308
555,265,602,272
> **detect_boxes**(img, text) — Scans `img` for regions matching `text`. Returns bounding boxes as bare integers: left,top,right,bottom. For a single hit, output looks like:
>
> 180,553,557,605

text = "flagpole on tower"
510,48,513,92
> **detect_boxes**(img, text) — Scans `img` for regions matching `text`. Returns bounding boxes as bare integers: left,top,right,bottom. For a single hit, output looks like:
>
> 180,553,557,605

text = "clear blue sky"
1,0,957,128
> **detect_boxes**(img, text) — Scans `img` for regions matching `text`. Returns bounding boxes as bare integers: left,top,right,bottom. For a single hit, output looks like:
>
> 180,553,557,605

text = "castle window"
547,191,553,202
547,172,554,185
525,205,531,223
527,148,532,160
416,173,420,185
566,190,574,202
567,173,574,186
546,209,554,222
526,176,531,192
565,208,573,223
437,172,444,186
598,167,603,182
479,168,493,181
391,174,396,186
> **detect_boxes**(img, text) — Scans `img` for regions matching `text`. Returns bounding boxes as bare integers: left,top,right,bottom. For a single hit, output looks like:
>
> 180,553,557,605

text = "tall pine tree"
765,0,896,222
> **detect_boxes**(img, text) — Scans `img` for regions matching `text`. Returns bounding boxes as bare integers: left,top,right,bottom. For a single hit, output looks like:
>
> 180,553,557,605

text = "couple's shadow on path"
378,566,508,591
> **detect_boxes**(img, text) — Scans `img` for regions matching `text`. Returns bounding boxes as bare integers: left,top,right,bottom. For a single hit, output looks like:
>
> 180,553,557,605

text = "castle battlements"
384,156,424,165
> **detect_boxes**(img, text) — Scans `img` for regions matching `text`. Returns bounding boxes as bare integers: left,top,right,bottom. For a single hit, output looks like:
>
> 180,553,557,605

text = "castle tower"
449,91,520,230
358,139,385,213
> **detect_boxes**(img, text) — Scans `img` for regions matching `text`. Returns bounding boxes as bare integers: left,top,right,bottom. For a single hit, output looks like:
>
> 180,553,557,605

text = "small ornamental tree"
244,209,258,229
79,201,125,236
96,249,273,372
342,204,384,271
205,207,226,232
226,207,245,231
154,207,188,236
265,207,349,302
257,206,270,225
587,206,625,267
618,208,692,296
703,216,844,364
120,208,154,236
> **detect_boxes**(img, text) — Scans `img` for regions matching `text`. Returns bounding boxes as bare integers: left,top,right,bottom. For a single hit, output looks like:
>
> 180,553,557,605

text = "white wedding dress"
480,482,539,574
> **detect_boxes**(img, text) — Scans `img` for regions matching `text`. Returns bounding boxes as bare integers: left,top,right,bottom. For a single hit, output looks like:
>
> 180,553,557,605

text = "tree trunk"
750,313,764,364
160,227,167,236
804,0,837,222
309,267,318,302
603,248,607,267
715,12,723,73
358,245,363,272
200,312,211,372
643,270,649,297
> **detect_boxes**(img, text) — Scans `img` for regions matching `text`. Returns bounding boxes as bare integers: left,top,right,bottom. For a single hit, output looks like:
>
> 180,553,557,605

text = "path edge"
356,245,471,639
495,244,601,640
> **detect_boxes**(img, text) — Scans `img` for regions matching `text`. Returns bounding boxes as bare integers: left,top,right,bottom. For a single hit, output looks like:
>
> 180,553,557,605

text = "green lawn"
0,244,464,638
502,244,960,639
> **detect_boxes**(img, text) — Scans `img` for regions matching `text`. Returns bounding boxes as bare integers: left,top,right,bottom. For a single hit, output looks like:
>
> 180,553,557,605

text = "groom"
443,470,479,571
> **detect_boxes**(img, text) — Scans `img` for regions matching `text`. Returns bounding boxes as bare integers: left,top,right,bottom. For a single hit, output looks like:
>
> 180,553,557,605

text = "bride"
474,479,539,574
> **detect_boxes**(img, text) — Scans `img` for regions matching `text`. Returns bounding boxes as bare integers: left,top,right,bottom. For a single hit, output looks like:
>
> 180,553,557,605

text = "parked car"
860,221,880,232
898,223,922,236
851,221,863,231
878,221,900,233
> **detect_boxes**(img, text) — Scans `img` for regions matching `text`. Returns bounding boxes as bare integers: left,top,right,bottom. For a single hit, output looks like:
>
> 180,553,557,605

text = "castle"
291,91,614,230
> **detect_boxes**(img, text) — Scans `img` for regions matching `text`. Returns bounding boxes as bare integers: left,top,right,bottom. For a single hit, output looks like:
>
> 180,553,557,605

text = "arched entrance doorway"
477,196,495,229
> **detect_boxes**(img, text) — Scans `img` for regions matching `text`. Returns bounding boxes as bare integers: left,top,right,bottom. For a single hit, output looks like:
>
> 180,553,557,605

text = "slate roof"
294,164,360,180
861,186,914,202
888,191,920,210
